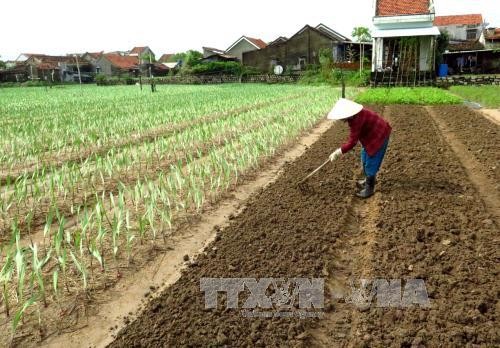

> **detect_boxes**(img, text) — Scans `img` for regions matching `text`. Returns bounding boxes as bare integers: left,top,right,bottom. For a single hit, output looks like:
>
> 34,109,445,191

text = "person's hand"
329,148,342,162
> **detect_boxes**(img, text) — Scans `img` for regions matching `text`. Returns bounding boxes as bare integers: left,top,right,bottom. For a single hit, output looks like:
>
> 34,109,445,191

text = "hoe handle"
297,158,331,185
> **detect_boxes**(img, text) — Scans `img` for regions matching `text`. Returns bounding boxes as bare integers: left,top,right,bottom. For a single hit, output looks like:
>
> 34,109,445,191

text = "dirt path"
309,193,382,347
426,106,500,224
38,119,334,348
480,109,500,126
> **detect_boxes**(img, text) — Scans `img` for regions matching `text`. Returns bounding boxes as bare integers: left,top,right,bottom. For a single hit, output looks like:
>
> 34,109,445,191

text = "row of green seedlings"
0,90,316,238
0,85,307,168
0,89,301,178
0,91,335,337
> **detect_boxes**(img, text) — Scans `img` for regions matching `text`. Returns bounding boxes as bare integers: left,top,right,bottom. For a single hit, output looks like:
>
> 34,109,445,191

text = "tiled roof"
485,28,500,40
130,46,147,55
376,0,430,16
158,53,174,62
27,54,84,68
434,14,483,26
104,54,139,69
246,37,267,49
448,41,485,52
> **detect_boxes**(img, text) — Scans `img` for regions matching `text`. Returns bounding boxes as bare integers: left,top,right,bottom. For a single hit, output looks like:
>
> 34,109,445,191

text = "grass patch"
355,87,462,105
449,85,500,108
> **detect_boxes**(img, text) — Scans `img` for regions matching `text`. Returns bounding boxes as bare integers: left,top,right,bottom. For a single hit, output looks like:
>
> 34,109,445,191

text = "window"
298,57,306,69
466,29,477,40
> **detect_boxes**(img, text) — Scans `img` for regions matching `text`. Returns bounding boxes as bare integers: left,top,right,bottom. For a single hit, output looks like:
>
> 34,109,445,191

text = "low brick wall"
436,75,500,86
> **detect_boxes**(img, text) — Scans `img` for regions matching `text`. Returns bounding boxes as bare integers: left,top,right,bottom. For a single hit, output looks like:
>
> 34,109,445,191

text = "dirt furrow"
426,106,500,225
429,105,500,185
308,106,386,347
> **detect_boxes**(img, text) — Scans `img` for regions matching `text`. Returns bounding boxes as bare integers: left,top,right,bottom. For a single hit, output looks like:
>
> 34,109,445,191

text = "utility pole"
75,54,82,85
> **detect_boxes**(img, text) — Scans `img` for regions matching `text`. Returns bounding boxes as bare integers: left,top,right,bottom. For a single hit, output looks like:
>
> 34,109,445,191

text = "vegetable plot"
0,84,350,340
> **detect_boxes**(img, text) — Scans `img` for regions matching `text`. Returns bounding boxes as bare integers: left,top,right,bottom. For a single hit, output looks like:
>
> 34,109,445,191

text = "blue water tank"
438,64,448,77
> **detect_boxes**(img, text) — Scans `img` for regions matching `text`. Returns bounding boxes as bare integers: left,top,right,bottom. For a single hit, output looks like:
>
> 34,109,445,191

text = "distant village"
1,5,499,85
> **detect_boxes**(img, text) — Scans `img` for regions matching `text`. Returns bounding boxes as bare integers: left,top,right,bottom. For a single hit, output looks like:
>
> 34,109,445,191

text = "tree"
0,55,6,69
183,50,203,67
352,27,372,72
168,50,203,68
435,31,450,66
352,27,372,43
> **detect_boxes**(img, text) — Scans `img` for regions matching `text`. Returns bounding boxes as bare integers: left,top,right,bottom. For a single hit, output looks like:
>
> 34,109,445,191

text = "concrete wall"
437,24,481,41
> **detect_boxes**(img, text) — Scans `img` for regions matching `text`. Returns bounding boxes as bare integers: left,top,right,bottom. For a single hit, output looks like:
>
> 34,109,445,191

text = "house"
20,54,93,82
95,53,139,77
434,14,485,44
225,36,267,61
268,37,288,47
129,46,155,64
201,47,237,63
158,53,174,63
371,0,441,85
242,24,367,73
433,14,500,74
484,28,500,49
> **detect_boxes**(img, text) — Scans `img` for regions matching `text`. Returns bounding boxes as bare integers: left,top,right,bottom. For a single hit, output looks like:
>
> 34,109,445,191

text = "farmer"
327,98,391,199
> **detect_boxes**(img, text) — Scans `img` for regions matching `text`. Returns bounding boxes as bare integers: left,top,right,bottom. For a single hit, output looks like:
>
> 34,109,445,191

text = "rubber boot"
357,176,375,198
356,177,376,189
356,178,366,189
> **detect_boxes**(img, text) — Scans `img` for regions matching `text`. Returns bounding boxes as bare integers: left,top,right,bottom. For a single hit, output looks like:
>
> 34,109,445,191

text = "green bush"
95,74,108,85
190,62,243,75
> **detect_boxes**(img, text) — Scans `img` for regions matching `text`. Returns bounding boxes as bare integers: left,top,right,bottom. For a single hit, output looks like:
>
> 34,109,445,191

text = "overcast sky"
1,0,498,60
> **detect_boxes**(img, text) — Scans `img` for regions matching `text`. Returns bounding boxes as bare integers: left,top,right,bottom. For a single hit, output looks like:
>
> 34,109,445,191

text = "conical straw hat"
327,98,363,120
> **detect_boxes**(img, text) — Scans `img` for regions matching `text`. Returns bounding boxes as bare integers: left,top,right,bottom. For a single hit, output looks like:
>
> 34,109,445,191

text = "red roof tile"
376,0,430,16
485,28,500,40
434,14,483,26
159,53,174,62
104,54,139,69
130,46,147,55
246,37,267,49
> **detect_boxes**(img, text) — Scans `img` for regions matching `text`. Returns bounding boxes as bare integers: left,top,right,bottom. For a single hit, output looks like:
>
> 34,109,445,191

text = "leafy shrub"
95,74,108,85
190,62,243,75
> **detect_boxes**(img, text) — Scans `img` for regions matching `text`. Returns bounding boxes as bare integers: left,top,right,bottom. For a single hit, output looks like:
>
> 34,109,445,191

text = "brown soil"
108,105,499,347
430,105,500,185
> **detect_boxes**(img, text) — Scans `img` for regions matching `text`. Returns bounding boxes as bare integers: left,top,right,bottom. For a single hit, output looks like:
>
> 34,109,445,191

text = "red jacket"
341,108,391,156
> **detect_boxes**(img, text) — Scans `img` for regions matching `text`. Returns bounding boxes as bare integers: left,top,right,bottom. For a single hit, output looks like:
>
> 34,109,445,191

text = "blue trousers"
361,137,389,177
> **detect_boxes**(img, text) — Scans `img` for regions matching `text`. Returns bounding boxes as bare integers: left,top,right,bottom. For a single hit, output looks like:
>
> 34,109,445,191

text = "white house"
225,36,267,61
371,0,441,84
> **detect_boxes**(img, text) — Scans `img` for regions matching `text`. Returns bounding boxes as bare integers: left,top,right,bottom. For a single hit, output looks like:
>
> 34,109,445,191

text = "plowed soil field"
109,105,499,347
